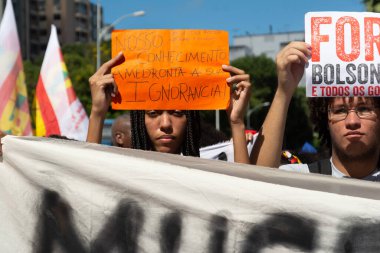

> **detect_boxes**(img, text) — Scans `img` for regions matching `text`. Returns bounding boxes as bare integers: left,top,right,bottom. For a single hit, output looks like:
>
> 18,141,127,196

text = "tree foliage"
364,0,380,12
232,55,314,150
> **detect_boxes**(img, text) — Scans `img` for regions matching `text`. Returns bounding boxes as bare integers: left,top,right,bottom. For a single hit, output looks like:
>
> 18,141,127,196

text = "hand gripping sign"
305,12,380,97
111,30,230,110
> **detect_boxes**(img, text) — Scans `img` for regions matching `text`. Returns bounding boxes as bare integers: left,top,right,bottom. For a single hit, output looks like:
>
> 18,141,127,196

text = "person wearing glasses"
244,41,380,180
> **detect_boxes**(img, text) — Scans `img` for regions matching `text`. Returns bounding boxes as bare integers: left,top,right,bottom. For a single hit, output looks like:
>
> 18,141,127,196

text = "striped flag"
0,0,32,136
35,25,88,140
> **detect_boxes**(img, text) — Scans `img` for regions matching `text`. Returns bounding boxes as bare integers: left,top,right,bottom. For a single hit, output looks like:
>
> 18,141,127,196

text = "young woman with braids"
87,52,251,161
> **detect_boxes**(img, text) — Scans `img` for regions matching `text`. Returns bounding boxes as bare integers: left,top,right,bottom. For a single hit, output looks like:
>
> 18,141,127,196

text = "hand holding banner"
111,30,230,110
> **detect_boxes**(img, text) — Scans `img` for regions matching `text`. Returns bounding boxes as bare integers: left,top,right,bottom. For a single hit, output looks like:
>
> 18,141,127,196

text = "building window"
280,42,290,49
30,15,38,23
31,44,39,52
264,35,274,42
76,3,87,15
37,2,45,12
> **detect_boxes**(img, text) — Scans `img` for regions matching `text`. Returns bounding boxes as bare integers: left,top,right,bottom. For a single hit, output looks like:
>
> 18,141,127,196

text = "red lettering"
336,16,360,62
311,17,332,62
368,85,380,96
320,86,325,96
311,86,317,97
312,86,317,96
364,17,380,61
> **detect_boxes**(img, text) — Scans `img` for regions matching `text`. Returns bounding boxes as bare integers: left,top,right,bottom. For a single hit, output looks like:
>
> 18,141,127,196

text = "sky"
100,0,365,43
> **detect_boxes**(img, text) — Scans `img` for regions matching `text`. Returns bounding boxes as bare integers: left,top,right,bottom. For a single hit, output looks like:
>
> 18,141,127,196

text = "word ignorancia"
125,82,226,103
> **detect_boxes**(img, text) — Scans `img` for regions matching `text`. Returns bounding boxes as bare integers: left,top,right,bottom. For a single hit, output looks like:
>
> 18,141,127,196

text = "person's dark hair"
309,97,380,151
47,134,76,141
308,97,331,149
130,110,201,157
199,120,229,147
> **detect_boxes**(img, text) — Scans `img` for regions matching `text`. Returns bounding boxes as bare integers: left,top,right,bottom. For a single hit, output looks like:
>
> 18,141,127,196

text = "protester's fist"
223,65,251,125
89,52,125,117
275,42,311,98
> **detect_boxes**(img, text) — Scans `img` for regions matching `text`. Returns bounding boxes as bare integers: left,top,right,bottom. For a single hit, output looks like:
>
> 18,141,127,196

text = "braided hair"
130,110,201,157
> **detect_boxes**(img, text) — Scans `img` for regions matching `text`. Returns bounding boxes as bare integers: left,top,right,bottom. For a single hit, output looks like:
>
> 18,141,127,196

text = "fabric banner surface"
0,0,32,136
1,136,380,252
35,25,88,141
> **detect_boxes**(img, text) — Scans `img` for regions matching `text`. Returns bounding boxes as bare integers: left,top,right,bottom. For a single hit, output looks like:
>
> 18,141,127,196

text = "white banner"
306,12,380,97
200,135,256,162
1,136,380,252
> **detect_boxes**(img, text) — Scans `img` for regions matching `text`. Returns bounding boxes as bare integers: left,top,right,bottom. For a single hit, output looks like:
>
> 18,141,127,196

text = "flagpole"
96,0,101,70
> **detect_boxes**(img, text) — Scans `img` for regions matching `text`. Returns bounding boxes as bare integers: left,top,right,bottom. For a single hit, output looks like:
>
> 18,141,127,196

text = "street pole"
96,0,101,69
96,3,145,69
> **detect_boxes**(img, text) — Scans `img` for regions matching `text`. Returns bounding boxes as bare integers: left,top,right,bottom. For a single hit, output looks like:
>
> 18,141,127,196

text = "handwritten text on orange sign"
111,30,230,109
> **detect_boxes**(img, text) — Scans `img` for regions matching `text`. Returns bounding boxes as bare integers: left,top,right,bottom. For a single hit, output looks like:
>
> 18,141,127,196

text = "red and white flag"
35,25,88,140
0,0,32,136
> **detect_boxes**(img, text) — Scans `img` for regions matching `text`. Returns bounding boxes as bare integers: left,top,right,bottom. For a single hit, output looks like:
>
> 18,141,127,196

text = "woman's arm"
87,52,125,144
250,42,311,167
223,65,252,164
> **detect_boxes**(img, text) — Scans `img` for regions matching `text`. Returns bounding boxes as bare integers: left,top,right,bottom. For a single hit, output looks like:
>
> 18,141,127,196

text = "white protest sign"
305,12,380,97
2,136,380,252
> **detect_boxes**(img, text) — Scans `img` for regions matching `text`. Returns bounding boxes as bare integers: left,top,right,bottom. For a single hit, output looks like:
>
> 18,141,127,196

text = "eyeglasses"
328,105,378,121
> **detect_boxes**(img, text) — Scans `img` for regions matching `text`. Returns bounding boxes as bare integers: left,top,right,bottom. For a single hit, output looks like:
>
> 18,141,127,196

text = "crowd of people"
85,40,380,182
1,41,380,182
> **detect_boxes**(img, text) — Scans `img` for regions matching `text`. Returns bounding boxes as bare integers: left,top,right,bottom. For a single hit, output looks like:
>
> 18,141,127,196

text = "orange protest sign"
111,29,230,110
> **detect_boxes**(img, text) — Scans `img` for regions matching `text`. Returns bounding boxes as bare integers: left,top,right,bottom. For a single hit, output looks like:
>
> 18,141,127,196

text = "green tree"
364,0,380,11
24,57,42,125
232,55,313,150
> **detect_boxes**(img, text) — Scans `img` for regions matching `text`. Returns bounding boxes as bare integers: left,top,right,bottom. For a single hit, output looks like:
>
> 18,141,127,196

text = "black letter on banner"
334,219,380,252
370,64,380,84
160,211,182,253
324,64,334,85
346,64,357,84
91,199,145,253
34,190,145,253
336,64,345,84
312,64,323,84
208,214,229,253
241,213,318,252
33,190,87,253
358,64,369,84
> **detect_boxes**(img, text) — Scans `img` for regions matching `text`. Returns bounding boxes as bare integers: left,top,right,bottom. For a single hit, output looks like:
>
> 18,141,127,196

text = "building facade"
0,0,102,60
232,31,305,61
231,31,306,86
